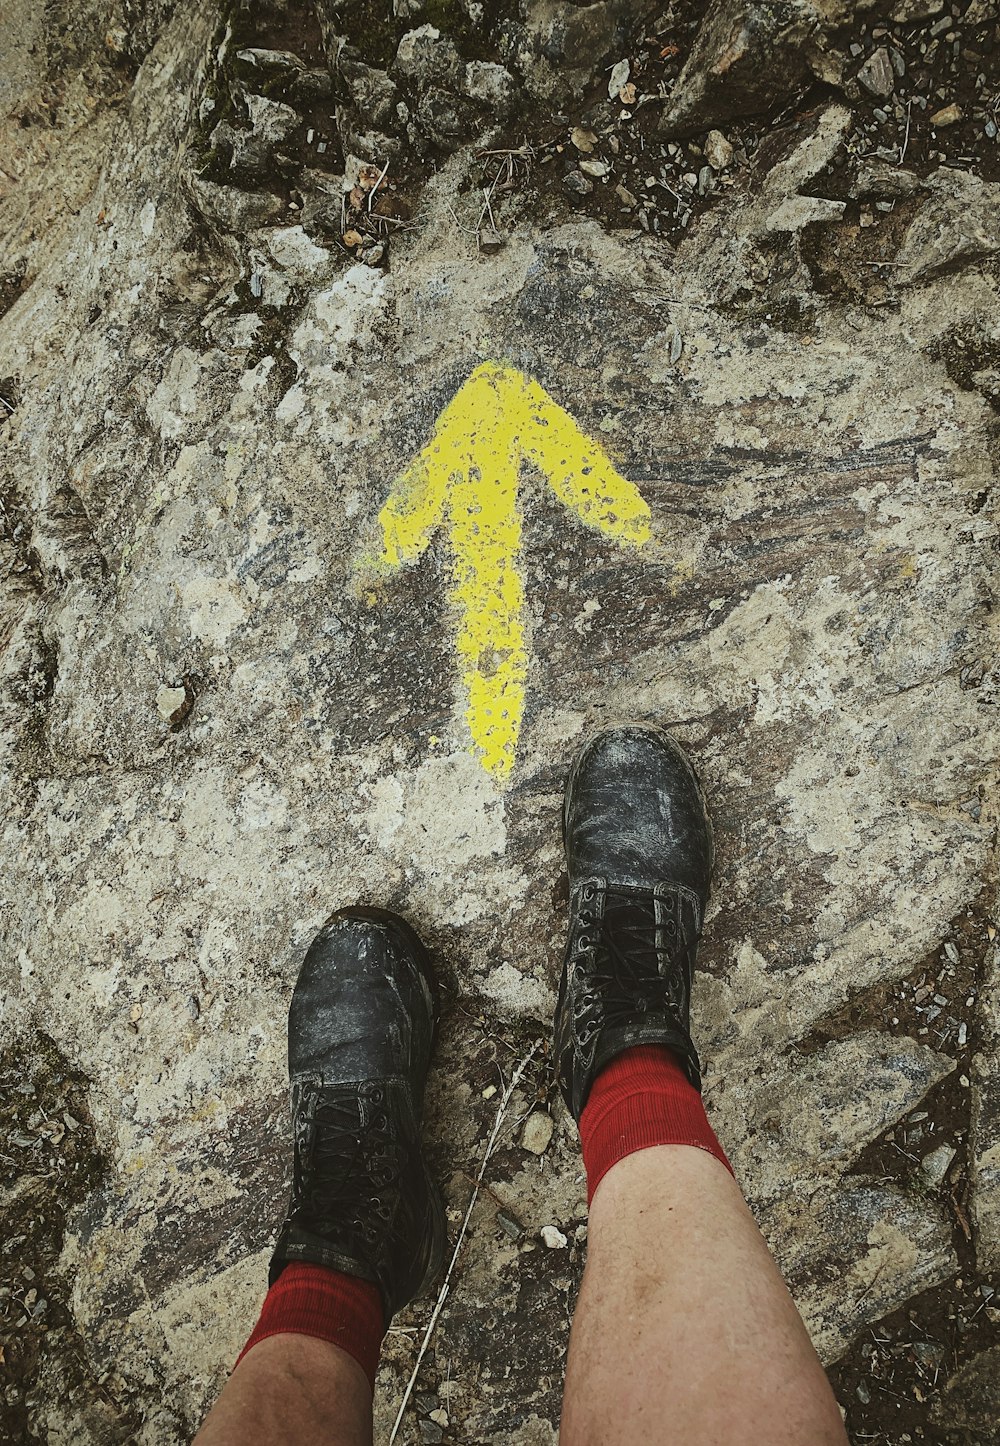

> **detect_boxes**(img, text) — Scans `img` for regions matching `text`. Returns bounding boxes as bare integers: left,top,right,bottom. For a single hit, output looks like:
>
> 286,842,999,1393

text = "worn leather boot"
554,725,713,1121
269,907,446,1323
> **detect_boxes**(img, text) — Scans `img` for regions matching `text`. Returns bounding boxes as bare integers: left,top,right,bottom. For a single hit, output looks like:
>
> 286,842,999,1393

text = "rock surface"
895,168,1000,284
1,0,999,1443
657,0,833,136
972,941,1000,1271
929,1344,1000,1442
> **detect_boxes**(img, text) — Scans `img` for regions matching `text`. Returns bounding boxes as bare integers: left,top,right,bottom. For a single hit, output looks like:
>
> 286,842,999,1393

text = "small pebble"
522,1112,555,1155
858,48,896,98
921,1144,956,1186
704,129,734,169
497,1211,523,1242
930,102,962,126
156,685,186,721
541,1225,568,1249
607,58,630,99
913,1340,945,1368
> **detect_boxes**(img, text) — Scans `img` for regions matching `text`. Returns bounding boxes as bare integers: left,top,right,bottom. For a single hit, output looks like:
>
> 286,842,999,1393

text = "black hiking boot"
269,907,447,1324
554,725,714,1121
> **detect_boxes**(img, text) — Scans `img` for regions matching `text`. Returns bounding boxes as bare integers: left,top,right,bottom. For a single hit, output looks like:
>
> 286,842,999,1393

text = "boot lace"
295,1084,404,1253
572,884,686,1047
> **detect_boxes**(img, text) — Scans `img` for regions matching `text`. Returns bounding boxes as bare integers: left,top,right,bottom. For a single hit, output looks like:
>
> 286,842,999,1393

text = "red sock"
579,1045,733,1205
235,1263,384,1393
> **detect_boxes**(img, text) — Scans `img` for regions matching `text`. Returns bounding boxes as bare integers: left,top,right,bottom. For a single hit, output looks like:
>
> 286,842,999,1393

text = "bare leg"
560,1146,848,1446
193,1335,373,1446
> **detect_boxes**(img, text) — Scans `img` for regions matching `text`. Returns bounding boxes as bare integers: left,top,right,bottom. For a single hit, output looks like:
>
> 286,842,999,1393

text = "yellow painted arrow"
368,361,650,782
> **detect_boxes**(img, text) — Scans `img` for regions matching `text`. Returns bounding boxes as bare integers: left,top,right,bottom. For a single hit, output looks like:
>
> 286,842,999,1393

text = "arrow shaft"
370,362,651,783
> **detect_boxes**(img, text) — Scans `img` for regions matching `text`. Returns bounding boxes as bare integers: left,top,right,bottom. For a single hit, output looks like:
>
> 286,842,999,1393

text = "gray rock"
850,161,923,200
971,943,1000,1271
155,685,186,721
187,173,284,232
462,61,519,116
971,369,1000,405
766,1180,957,1363
393,25,463,89
339,54,400,130
244,94,300,143
704,128,734,169
920,1143,956,1187
208,120,274,176
337,110,405,162
564,169,594,195
513,0,652,104
521,1111,554,1155
764,192,845,233
657,0,826,135
891,0,943,19
722,1032,955,1199
414,86,478,146
895,168,1000,284
857,47,895,98
929,1346,1000,1442
287,67,335,107
235,48,303,74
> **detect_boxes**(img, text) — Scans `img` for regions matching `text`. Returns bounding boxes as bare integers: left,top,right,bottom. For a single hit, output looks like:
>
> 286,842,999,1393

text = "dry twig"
388,1040,541,1443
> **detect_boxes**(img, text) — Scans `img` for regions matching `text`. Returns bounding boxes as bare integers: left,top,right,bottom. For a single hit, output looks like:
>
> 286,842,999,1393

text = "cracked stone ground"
1,1,999,1443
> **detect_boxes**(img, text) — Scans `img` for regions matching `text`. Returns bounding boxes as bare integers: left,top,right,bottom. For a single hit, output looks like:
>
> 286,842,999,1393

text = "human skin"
194,1142,847,1446
559,1144,849,1446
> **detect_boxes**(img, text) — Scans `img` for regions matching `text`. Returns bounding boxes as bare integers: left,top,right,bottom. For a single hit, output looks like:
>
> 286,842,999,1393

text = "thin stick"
898,99,912,167
368,160,390,213
388,1040,541,1443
